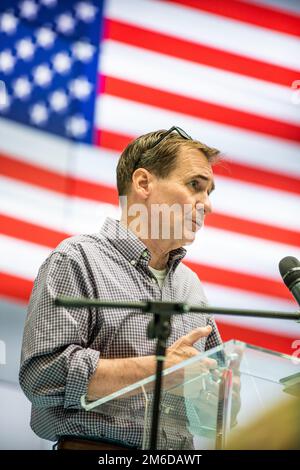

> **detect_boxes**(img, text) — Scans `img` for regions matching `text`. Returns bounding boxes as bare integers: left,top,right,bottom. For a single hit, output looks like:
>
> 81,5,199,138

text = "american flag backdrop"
0,0,300,355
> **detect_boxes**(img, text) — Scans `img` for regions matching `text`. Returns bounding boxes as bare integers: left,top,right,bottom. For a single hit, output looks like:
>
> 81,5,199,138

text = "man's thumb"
184,325,212,345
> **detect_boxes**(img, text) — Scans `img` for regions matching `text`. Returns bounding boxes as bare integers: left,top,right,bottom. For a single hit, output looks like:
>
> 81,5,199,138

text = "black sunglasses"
147,126,192,150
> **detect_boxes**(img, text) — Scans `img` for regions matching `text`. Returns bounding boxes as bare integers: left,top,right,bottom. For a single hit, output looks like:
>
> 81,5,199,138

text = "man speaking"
19,127,222,450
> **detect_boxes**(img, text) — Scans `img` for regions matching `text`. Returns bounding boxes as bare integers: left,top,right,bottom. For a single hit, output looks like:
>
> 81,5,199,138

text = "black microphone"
279,256,300,306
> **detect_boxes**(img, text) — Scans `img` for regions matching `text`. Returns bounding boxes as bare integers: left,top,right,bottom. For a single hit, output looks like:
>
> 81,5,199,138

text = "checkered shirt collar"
100,217,187,270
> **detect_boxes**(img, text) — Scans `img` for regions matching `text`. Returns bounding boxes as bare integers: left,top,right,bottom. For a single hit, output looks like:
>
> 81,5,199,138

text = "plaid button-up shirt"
19,217,222,448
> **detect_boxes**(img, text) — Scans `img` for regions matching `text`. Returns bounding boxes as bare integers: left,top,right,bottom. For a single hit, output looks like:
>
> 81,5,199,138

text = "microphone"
279,256,300,306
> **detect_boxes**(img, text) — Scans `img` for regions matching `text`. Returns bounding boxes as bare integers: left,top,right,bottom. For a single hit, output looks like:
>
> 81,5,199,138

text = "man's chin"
181,230,198,245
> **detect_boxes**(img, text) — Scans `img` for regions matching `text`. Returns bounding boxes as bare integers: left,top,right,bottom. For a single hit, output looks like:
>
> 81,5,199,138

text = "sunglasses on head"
133,126,193,171
147,126,192,150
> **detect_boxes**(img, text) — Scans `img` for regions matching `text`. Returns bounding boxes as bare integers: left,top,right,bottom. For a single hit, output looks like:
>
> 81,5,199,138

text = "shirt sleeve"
19,250,100,410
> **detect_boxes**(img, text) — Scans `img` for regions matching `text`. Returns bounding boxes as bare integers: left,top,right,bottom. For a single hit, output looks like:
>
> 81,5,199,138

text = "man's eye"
189,180,201,190
188,180,213,195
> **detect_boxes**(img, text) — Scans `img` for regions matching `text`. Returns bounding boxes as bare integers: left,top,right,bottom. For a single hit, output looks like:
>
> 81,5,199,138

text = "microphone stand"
55,296,300,450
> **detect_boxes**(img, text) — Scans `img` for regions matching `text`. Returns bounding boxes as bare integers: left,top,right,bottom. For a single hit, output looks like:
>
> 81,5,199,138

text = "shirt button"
152,278,157,284
142,250,148,258
130,259,137,266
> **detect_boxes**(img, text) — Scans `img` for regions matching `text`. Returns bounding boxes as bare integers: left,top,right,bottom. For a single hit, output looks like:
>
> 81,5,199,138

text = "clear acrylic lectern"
81,340,300,449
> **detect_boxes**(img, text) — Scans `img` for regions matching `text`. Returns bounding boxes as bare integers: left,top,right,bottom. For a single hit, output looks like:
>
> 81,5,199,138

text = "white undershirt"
148,266,167,288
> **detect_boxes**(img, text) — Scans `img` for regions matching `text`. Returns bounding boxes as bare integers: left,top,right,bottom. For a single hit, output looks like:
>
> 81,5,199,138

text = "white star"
72,41,95,62
0,84,10,112
19,0,39,20
36,27,56,48
40,0,57,7
49,90,68,112
30,102,48,125
52,52,72,74
66,115,88,137
0,12,18,34
13,76,32,100
69,77,93,100
56,13,75,35
0,50,16,74
74,2,97,22
33,64,53,87
16,38,35,60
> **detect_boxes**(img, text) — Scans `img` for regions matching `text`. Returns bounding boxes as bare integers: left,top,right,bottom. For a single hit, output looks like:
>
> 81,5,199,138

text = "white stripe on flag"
96,95,300,177
0,235,51,281
0,118,70,175
186,227,300,279
106,0,300,70
0,176,120,234
100,40,300,125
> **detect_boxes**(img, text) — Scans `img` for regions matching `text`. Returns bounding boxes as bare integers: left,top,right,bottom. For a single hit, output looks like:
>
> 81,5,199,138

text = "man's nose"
196,193,212,215
205,196,212,215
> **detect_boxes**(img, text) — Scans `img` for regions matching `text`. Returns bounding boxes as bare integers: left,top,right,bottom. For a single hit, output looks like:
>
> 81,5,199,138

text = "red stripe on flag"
0,153,118,205
101,75,300,143
0,214,68,248
68,177,118,205
213,161,300,196
186,260,291,300
0,272,33,304
105,19,298,87
168,0,300,38
95,128,131,152
207,213,300,247
1,153,68,193
217,320,297,355
96,129,300,196
3,152,300,246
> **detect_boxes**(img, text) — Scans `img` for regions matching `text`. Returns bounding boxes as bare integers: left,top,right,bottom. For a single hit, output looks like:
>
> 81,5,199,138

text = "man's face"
147,147,215,246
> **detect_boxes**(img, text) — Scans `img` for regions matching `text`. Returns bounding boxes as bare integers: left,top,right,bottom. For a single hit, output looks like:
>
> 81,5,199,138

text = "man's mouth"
192,218,201,226
192,220,202,231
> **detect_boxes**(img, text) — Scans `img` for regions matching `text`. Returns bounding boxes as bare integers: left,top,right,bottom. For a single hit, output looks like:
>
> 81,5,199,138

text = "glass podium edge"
81,339,299,412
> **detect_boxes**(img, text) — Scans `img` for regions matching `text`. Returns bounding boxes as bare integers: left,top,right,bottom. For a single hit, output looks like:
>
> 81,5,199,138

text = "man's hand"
163,325,217,394
87,325,217,401
165,325,214,368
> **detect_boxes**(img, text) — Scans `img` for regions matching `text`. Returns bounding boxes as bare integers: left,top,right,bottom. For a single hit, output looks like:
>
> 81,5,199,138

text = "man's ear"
132,168,154,199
